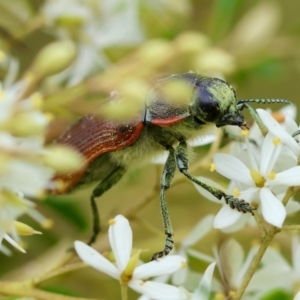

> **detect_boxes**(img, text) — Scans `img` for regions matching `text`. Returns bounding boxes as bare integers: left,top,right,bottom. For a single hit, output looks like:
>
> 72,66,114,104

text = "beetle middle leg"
152,146,176,261
88,166,126,245
175,140,255,214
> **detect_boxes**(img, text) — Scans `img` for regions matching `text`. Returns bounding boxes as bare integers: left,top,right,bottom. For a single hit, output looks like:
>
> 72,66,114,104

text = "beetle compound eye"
194,84,221,122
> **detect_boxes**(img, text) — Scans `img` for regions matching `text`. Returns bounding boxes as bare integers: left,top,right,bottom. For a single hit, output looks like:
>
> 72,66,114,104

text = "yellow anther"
241,129,250,136
210,163,216,172
233,188,240,197
109,218,116,225
273,137,281,146
267,171,276,180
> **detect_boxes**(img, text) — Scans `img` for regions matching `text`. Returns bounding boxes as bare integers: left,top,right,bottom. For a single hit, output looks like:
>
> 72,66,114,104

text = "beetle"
54,72,289,260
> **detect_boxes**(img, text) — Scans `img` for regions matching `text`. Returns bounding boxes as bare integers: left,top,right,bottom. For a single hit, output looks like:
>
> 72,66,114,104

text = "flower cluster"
75,215,219,300
0,76,83,254
194,105,300,232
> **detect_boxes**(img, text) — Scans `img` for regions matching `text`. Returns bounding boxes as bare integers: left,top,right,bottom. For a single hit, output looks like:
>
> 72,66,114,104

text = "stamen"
233,188,240,197
273,137,281,146
109,218,116,225
121,250,141,283
241,129,250,136
267,171,276,180
210,163,216,172
250,168,266,187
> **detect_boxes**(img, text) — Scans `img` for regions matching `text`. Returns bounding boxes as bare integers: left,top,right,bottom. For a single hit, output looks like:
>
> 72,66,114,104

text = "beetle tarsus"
223,195,255,215
175,140,255,215
151,234,174,261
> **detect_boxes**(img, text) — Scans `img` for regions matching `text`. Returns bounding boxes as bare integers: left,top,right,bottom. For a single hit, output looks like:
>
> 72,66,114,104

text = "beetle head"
191,77,246,129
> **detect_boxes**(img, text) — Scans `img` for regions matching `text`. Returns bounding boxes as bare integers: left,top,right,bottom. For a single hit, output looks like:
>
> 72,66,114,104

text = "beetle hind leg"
175,140,255,215
87,166,126,245
151,146,176,261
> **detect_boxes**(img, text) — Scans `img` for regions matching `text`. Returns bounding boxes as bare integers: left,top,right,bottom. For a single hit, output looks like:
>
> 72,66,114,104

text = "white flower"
193,177,256,231
191,262,216,300
75,215,187,299
212,130,300,228
42,0,145,85
251,235,300,294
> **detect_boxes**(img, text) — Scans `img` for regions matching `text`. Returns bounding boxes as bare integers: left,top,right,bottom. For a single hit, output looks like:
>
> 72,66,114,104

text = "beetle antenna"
237,98,291,106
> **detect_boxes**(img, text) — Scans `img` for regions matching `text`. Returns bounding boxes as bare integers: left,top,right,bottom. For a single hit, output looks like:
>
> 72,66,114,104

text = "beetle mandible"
54,72,289,260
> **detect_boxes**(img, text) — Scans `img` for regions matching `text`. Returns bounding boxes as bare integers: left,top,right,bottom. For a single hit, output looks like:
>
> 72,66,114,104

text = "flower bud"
42,145,85,174
8,112,48,136
31,41,77,78
14,221,42,236
137,40,173,68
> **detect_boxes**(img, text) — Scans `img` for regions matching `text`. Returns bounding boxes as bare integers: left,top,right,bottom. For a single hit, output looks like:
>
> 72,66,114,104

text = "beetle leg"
88,166,126,245
151,146,176,261
175,140,255,215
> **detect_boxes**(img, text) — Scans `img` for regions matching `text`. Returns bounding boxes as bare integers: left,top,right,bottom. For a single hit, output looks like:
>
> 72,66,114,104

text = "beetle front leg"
175,140,255,214
88,166,126,245
152,146,176,261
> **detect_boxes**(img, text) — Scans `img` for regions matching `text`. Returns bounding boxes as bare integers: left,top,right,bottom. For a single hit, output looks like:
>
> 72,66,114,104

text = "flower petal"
257,109,300,156
129,279,188,300
108,215,132,271
213,206,243,229
193,177,224,203
182,215,214,247
74,241,118,279
192,262,216,300
259,188,286,227
259,132,282,176
133,255,186,280
214,154,253,185
267,166,300,186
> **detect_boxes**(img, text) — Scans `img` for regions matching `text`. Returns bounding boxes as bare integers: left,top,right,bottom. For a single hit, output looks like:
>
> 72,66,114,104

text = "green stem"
235,187,294,299
120,282,128,300
282,225,300,231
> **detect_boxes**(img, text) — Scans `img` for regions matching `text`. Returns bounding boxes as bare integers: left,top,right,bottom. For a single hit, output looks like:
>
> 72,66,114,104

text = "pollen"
241,129,250,136
228,291,236,298
109,218,116,225
181,261,187,269
273,137,281,146
210,163,216,172
267,171,276,180
250,168,266,187
233,188,240,197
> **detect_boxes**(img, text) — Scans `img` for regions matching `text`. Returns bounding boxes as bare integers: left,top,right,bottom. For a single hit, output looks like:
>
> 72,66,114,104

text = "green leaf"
45,195,88,230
